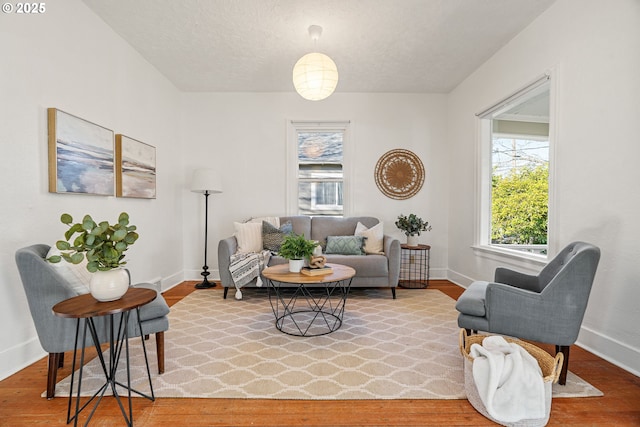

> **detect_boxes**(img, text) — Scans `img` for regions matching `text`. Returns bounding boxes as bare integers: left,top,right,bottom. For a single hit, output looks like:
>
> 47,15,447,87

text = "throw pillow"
46,246,91,295
325,235,366,255
249,216,280,228
355,221,384,254
234,222,263,253
262,220,293,252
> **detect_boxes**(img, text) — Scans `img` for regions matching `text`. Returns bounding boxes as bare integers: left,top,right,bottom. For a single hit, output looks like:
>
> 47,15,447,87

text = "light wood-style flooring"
1,280,639,426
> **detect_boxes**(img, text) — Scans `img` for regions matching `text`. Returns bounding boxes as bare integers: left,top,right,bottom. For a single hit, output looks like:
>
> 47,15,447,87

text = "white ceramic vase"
407,235,419,246
90,268,129,302
289,259,305,273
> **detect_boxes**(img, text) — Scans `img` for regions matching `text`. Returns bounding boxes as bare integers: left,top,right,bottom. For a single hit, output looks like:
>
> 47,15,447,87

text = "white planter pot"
289,259,305,273
90,268,129,302
407,235,419,246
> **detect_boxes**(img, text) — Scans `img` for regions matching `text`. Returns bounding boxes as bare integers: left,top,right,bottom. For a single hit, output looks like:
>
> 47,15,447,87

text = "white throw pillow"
249,216,280,228
355,222,385,254
46,246,91,295
234,222,263,253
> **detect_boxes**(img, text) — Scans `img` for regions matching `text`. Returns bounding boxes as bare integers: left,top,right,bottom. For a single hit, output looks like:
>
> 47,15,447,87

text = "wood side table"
52,287,157,427
399,244,431,288
262,263,355,336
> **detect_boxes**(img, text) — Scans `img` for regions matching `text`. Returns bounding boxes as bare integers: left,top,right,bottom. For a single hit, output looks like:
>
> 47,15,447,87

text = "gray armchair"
15,244,170,399
455,241,600,385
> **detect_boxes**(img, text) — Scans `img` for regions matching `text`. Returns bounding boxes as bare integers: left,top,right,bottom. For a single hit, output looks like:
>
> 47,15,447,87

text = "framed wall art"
48,108,115,196
115,134,156,199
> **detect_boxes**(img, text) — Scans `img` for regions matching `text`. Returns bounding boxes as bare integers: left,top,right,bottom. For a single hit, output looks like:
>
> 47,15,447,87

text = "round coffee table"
262,263,355,337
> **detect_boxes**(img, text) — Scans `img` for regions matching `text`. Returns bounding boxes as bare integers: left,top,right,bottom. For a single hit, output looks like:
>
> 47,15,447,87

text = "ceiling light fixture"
292,25,339,101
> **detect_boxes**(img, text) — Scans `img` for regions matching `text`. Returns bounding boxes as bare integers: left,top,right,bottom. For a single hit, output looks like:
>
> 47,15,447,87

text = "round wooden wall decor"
374,149,425,200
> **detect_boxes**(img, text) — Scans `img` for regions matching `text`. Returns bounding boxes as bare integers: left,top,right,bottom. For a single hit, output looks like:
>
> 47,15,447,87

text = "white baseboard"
0,337,45,382
446,269,475,288
577,325,640,378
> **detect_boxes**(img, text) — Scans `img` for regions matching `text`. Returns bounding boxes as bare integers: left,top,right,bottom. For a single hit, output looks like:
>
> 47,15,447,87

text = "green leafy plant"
47,212,139,272
395,213,432,236
278,233,318,260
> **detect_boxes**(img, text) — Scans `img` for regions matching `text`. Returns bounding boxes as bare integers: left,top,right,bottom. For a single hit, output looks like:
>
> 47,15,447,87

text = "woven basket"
459,329,564,427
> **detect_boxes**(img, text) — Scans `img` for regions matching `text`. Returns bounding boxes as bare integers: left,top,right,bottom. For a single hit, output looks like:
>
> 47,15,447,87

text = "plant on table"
395,213,432,236
278,232,318,260
47,212,139,271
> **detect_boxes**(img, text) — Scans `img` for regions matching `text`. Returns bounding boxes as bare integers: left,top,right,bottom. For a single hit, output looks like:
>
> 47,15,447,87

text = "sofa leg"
223,287,229,299
391,288,396,299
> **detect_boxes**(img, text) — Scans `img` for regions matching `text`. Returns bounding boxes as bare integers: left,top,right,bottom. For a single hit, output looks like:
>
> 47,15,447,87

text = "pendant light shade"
292,26,339,101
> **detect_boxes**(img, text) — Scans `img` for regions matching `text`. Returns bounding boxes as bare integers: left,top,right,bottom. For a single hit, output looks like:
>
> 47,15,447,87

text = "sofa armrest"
383,235,401,287
218,236,237,288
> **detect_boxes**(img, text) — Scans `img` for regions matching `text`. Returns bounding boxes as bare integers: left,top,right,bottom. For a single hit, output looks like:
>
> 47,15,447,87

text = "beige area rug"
50,288,602,400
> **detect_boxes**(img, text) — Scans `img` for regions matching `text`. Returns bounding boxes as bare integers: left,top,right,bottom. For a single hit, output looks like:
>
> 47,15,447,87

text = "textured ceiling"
82,0,556,94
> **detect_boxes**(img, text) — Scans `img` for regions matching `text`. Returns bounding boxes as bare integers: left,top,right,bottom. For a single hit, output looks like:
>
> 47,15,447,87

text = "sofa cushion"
325,235,366,255
324,254,389,277
262,220,292,252
455,281,489,316
355,221,384,254
310,216,379,244
234,222,262,253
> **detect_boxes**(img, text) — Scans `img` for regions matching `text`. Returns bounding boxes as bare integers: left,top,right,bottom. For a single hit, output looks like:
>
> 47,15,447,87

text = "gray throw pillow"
262,221,293,252
325,235,366,255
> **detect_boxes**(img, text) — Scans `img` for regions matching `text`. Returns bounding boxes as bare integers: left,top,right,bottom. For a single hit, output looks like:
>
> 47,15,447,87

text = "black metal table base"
266,278,352,337
67,308,155,427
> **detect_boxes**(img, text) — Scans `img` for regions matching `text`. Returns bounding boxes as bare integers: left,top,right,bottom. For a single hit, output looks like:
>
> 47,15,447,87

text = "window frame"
286,120,352,217
473,72,558,264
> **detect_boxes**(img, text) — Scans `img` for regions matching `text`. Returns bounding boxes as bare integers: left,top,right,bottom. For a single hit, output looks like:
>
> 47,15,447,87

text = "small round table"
399,244,431,289
52,288,157,427
262,263,355,337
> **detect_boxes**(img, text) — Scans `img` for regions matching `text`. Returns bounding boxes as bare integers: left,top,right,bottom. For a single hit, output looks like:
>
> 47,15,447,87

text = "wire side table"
399,244,431,288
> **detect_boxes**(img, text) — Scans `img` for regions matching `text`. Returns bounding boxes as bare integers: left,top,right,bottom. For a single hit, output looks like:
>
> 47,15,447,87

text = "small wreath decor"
374,149,425,200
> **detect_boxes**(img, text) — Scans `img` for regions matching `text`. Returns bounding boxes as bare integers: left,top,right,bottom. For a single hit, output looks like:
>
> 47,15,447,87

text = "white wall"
447,0,640,375
180,92,449,280
0,1,184,379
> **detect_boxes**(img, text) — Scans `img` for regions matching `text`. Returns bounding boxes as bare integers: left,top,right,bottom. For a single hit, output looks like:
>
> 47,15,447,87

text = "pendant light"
292,25,339,101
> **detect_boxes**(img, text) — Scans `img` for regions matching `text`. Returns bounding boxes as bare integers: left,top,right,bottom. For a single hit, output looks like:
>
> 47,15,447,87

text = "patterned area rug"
51,288,602,399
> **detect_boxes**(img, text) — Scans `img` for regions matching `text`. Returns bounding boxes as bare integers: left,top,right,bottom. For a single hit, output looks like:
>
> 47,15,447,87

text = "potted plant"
395,213,432,246
47,212,139,301
278,233,318,272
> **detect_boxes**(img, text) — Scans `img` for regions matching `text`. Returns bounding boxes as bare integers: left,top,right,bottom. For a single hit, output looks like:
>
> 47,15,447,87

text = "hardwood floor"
1,280,639,426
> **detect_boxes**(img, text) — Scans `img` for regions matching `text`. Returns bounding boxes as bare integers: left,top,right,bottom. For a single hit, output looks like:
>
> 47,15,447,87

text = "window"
476,75,553,257
287,122,350,216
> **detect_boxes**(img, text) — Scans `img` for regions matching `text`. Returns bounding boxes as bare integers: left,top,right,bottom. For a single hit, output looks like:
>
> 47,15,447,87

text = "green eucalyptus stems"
395,213,432,237
48,212,139,272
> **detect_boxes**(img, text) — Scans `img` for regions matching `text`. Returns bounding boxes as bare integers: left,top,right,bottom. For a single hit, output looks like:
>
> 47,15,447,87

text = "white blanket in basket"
470,336,545,423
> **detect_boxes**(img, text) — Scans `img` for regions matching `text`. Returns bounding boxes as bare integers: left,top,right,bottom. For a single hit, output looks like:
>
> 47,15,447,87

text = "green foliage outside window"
491,164,548,245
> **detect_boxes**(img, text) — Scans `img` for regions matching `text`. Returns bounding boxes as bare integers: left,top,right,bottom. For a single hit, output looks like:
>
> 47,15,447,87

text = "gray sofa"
218,216,401,299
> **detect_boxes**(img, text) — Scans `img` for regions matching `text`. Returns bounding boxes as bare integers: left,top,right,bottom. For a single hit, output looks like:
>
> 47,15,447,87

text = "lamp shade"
292,52,339,101
190,168,222,194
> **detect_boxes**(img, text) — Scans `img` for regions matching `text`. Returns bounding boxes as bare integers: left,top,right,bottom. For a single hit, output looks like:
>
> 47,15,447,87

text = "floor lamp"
191,169,223,289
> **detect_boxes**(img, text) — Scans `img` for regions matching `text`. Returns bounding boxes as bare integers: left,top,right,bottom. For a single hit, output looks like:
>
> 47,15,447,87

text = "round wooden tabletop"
401,244,431,250
52,287,157,319
262,263,356,284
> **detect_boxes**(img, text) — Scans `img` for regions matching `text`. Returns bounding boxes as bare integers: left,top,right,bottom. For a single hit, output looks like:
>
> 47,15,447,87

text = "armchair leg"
556,345,570,385
223,287,229,299
156,331,165,374
46,352,63,399
391,288,396,299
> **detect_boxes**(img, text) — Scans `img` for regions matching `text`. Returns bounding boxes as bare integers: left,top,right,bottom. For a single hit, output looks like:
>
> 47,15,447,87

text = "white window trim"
286,120,352,216
473,69,559,264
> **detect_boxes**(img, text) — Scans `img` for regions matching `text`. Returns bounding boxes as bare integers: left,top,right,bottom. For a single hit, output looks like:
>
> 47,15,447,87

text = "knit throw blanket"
228,250,271,300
